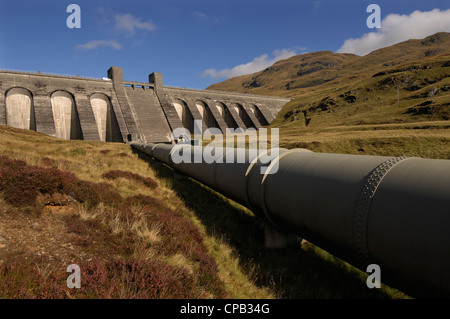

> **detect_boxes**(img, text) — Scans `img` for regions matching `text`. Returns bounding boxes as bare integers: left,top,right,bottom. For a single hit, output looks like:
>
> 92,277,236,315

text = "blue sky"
0,0,450,89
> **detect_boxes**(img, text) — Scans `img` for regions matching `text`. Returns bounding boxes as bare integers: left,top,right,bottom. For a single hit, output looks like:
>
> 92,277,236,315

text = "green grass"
277,126,450,159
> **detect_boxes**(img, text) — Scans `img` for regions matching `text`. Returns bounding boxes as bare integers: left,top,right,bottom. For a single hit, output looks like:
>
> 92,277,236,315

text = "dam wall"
0,67,291,143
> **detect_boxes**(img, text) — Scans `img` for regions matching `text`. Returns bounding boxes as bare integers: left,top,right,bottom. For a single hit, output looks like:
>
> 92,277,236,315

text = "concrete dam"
0,67,291,143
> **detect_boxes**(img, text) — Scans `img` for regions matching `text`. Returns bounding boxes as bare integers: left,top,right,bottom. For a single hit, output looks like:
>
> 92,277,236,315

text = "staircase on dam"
124,86,171,143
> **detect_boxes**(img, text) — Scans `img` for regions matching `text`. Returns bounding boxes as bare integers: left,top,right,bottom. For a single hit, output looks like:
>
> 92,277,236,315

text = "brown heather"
0,156,121,209
0,137,229,298
102,170,158,189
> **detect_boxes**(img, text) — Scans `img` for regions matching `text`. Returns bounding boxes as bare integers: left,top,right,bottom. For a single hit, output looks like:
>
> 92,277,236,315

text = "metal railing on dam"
131,142,450,298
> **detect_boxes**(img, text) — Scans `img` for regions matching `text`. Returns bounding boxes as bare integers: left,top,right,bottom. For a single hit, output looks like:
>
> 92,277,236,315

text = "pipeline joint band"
353,156,412,268
259,149,312,230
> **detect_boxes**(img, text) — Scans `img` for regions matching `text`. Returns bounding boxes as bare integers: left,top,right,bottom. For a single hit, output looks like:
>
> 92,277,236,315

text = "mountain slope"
210,51,359,94
207,32,450,97
208,33,450,126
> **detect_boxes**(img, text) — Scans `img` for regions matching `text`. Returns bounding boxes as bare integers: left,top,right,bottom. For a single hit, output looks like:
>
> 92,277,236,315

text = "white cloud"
192,11,224,24
313,1,322,11
114,13,156,36
76,40,122,51
338,9,450,56
202,49,298,79
193,11,207,19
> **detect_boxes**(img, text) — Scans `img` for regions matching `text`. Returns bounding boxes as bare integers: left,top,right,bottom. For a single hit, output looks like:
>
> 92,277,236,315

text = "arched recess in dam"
173,99,195,134
50,91,83,140
232,103,254,129
249,104,269,126
195,100,219,130
215,102,238,129
89,93,122,142
5,88,36,131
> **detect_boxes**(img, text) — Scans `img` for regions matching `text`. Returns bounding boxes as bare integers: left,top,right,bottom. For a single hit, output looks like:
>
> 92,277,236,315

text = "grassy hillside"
208,32,450,158
0,125,267,298
208,32,450,97
274,53,450,127
0,125,409,298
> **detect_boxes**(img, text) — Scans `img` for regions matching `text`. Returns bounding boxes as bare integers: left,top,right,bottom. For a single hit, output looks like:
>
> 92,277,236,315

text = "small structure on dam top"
0,67,291,143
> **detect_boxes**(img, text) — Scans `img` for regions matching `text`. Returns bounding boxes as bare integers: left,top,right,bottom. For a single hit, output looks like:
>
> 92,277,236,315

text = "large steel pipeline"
131,142,450,298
